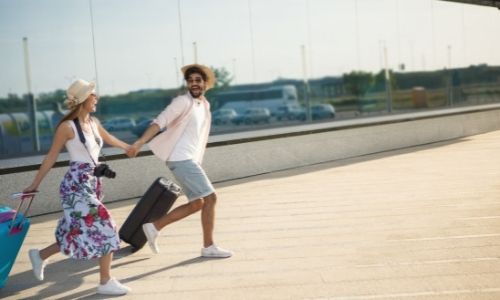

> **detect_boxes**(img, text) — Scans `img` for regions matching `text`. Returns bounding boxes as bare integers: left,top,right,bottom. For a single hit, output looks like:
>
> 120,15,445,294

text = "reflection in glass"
1,0,499,159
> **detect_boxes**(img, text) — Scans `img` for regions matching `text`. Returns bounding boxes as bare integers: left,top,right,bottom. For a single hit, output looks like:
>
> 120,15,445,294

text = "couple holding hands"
23,64,231,296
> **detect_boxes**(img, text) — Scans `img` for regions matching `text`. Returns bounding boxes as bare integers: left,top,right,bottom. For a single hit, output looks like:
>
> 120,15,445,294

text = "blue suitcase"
0,193,35,288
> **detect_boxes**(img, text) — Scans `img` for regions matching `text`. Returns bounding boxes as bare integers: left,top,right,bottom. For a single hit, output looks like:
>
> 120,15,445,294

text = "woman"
23,79,131,295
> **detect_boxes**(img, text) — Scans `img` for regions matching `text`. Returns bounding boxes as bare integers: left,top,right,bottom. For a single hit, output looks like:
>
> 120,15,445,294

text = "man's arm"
127,123,161,157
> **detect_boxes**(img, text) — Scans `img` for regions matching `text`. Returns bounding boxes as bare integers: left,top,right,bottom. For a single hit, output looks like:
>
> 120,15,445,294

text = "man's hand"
126,143,141,158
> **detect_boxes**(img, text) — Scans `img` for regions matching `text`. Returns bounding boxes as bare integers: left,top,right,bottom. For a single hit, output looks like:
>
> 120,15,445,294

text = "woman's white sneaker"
28,249,47,281
201,244,233,258
97,278,131,295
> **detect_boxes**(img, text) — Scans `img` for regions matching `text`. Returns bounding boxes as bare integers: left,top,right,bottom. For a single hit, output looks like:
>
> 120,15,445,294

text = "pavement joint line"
389,233,500,241
309,287,500,300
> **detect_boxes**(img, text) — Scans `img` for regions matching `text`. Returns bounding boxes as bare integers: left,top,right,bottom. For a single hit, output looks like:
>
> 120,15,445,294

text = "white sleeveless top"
65,119,103,164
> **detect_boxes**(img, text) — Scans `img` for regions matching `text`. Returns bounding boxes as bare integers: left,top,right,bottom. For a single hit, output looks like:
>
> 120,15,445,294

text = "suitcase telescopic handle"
8,192,36,234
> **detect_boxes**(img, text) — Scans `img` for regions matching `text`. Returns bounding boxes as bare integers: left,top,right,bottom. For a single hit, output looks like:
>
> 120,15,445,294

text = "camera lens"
105,168,116,178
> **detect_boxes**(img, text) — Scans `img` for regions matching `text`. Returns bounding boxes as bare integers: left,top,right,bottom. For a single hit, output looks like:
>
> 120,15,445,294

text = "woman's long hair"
57,103,84,128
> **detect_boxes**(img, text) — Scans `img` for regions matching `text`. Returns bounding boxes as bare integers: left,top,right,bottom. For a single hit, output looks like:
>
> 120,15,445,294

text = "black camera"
93,164,116,179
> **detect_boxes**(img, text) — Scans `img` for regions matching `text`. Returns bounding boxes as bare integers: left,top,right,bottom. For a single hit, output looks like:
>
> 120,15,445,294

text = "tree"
211,67,232,91
206,67,233,108
342,71,374,98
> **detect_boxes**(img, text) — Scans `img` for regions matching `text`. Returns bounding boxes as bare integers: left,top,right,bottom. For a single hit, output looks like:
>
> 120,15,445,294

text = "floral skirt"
55,161,120,260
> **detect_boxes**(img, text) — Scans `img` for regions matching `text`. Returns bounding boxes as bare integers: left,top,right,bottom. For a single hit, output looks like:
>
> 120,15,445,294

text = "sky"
0,0,499,98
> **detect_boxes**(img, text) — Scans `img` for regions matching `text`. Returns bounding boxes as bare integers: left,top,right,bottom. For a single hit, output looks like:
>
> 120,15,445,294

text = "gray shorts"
166,159,215,202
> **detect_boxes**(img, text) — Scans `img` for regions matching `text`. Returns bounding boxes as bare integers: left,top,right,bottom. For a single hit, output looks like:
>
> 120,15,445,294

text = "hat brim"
181,64,216,91
83,82,96,98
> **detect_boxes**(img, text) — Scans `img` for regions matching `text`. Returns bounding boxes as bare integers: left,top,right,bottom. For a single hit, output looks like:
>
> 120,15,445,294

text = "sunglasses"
187,77,204,84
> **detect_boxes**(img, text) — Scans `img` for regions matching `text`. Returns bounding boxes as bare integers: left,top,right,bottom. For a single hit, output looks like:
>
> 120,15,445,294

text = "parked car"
212,108,238,125
311,104,335,120
274,105,306,121
102,117,136,132
233,108,271,125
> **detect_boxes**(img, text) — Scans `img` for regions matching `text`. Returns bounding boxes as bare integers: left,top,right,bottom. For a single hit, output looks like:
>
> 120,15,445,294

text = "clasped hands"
125,142,142,158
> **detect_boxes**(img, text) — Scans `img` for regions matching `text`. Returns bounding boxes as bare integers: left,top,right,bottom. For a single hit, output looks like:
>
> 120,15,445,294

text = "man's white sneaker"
97,278,131,295
201,244,233,258
28,249,47,281
142,222,160,254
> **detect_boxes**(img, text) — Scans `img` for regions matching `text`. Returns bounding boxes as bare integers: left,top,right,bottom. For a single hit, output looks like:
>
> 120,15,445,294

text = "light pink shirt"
148,93,211,163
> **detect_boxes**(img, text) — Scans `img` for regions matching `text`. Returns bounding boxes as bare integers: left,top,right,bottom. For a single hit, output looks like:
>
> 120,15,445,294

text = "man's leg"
143,199,204,254
201,193,216,247
200,192,232,258
154,199,204,230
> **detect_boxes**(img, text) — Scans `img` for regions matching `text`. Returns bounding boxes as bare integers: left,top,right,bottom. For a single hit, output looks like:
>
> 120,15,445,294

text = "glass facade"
1,0,500,159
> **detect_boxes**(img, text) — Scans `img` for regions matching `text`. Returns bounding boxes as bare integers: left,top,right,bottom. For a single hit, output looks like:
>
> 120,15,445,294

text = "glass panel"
1,0,499,159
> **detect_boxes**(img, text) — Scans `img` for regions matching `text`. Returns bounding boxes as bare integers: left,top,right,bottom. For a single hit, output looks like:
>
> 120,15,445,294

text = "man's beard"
189,87,203,98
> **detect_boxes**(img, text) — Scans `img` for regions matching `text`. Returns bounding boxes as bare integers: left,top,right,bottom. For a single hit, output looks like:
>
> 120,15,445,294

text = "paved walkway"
2,130,500,300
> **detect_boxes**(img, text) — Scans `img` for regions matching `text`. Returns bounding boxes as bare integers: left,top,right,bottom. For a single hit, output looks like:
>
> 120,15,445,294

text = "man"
127,64,232,258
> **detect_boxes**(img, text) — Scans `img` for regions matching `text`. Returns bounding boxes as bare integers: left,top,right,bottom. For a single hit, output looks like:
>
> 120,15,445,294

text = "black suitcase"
119,177,181,252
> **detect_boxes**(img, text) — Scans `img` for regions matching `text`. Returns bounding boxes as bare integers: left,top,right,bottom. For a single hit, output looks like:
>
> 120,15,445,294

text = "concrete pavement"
2,130,500,299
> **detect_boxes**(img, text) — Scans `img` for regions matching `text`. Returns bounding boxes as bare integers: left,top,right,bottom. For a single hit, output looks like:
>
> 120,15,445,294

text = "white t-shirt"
168,99,206,161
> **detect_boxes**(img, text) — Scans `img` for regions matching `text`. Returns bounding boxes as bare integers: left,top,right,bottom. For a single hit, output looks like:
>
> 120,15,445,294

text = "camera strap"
73,118,100,167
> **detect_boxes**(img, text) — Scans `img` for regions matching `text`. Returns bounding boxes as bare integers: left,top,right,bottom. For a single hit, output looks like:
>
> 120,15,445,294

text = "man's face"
186,72,206,98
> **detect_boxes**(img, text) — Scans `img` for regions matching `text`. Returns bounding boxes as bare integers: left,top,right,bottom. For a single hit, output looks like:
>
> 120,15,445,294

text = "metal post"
430,0,436,69
354,0,361,70
305,0,313,78
461,6,467,66
447,45,453,106
248,0,256,82
88,0,100,92
447,45,452,69
301,45,311,121
177,0,185,66
173,57,180,87
232,58,237,84
395,0,401,68
23,37,40,152
383,45,393,113
193,42,198,63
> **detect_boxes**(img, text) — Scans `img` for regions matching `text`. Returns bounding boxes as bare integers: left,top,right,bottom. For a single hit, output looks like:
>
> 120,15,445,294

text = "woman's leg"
39,242,60,260
98,253,112,284
96,253,131,295
29,243,59,281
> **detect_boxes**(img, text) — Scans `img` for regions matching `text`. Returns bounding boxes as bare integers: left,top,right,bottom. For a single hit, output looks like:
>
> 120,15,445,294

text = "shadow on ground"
0,245,214,300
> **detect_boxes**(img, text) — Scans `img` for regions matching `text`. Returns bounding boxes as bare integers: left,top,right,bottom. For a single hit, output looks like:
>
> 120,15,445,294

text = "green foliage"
0,94,26,113
1,65,500,114
394,70,446,89
342,71,375,97
206,66,233,109
213,67,233,90
95,89,175,117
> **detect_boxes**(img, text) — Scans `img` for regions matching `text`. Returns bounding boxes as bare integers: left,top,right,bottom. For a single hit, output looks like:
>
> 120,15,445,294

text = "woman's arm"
126,123,161,158
94,118,130,151
23,122,73,192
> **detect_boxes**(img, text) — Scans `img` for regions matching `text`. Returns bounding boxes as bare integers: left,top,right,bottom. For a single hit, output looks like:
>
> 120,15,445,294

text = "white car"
102,117,136,132
212,109,238,125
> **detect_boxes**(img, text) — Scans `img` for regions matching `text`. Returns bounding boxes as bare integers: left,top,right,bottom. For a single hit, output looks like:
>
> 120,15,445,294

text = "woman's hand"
23,184,39,194
126,143,141,158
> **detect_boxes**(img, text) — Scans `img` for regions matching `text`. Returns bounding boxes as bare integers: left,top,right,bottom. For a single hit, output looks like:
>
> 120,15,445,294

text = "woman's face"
83,93,99,113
